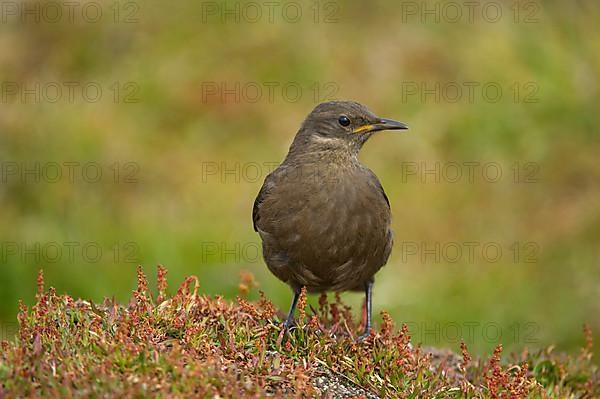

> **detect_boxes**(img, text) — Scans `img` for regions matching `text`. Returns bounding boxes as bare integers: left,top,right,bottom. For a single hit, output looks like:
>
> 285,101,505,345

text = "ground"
0,267,597,398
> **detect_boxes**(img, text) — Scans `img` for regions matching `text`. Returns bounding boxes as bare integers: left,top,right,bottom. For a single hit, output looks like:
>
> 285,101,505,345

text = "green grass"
0,268,596,398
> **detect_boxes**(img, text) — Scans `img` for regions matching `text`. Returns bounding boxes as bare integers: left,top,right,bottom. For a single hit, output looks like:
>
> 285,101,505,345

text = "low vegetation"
0,267,597,398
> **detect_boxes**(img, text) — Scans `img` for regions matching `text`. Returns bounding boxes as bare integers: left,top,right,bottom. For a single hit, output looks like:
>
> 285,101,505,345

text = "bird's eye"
338,115,351,127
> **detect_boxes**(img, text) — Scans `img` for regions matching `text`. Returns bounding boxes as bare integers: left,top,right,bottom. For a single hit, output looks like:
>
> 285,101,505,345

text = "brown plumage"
253,100,408,340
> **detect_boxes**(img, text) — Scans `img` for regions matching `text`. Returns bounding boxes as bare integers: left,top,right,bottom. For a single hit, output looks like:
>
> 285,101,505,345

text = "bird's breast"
259,162,392,291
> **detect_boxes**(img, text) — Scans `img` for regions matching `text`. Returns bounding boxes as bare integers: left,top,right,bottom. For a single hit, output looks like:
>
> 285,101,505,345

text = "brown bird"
252,100,408,340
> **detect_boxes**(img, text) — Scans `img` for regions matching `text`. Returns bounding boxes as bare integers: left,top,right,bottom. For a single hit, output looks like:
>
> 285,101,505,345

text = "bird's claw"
356,329,372,343
281,317,296,330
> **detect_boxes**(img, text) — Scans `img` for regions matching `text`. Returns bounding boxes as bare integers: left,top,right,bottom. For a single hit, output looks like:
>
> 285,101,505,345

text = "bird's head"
292,100,408,155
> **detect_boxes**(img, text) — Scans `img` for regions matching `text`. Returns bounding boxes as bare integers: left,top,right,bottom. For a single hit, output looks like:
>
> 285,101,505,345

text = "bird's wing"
252,171,276,232
379,181,390,208
364,168,390,209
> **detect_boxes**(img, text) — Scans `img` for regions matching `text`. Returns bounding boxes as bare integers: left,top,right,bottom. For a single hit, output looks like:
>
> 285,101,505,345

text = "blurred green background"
0,1,598,358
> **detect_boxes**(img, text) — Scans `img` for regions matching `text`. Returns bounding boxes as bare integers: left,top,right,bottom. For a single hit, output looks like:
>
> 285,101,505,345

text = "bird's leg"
282,288,301,329
357,280,374,342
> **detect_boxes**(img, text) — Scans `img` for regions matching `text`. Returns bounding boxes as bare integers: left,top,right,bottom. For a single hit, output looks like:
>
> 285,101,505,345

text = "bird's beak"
352,118,409,134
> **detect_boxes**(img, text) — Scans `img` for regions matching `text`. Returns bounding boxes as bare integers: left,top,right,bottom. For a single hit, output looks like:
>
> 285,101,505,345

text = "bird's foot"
356,328,373,343
281,317,296,331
